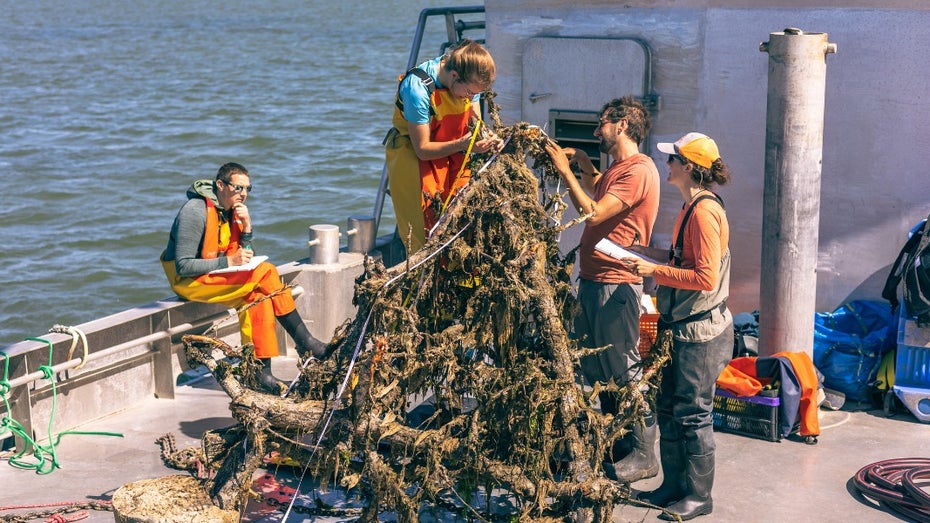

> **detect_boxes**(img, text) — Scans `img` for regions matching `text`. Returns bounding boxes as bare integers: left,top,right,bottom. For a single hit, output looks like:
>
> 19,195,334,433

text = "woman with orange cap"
622,132,733,521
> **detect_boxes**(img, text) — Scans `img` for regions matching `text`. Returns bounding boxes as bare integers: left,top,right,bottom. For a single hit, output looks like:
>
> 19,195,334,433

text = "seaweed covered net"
178,97,671,522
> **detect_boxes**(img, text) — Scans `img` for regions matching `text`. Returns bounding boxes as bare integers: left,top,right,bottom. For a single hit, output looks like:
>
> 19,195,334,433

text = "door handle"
528,92,552,103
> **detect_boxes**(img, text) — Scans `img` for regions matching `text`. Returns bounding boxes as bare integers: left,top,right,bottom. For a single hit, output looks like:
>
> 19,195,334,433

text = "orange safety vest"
419,88,472,230
201,198,242,259
161,197,294,359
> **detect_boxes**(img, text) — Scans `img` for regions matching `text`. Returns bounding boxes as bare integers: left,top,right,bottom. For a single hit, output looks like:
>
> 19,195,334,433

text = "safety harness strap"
670,193,725,266
394,67,435,114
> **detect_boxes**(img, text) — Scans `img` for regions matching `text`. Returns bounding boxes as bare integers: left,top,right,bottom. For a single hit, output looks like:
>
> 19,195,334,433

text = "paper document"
594,238,662,265
641,293,658,313
209,255,269,274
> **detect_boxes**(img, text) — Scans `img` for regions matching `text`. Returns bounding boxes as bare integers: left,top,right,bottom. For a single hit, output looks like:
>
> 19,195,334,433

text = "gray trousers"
656,323,734,455
575,278,643,385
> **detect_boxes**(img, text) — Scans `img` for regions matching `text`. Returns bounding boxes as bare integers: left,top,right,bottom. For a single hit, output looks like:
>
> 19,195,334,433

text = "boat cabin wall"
485,0,930,315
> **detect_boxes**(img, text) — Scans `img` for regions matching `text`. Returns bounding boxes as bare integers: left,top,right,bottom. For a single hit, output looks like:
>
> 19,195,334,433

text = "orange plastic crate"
638,313,660,358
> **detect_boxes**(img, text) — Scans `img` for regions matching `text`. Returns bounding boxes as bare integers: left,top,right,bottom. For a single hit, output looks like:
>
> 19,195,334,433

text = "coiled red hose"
853,458,930,522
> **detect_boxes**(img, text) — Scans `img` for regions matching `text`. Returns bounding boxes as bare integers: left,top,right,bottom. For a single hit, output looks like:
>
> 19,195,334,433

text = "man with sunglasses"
384,39,502,255
161,162,328,393
545,96,661,484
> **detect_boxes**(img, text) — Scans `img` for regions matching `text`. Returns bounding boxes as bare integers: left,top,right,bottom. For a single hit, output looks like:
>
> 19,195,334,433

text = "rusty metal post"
758,29,837,357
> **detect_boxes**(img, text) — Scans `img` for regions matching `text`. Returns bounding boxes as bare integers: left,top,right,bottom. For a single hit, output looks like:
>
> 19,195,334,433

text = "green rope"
0,339,123,475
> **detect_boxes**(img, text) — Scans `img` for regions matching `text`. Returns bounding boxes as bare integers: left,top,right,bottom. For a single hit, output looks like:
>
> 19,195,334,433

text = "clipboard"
594,238,662,265
209,255,269,274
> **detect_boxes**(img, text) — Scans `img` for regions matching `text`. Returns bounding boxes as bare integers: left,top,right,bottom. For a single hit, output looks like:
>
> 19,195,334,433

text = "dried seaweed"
175,96,671,522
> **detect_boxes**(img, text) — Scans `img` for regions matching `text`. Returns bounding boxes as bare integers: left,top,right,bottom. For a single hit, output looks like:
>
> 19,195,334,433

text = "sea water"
0,0,478,344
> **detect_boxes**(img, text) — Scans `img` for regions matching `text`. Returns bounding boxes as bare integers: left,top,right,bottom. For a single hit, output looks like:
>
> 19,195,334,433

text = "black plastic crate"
712,388,781,442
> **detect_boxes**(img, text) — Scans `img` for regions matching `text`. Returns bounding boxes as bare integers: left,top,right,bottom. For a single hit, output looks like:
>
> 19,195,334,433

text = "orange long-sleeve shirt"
653,197,729,290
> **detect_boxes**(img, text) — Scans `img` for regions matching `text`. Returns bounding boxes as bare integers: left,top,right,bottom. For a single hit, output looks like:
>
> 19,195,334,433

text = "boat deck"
2,355,929,523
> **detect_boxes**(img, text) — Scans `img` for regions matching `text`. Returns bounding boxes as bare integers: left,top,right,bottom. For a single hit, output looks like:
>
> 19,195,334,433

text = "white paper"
641,293,658,313
594,238,662,264
209,255,269,274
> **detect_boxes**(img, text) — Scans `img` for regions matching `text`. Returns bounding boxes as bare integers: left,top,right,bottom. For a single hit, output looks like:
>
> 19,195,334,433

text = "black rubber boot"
276,310,328,358
599,391,635,459
636,437,686,506
258,358,285,394
658,451,714,521
604,414,659,483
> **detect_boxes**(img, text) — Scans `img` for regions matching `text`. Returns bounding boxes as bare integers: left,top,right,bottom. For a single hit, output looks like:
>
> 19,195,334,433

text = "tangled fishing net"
172,96,671,522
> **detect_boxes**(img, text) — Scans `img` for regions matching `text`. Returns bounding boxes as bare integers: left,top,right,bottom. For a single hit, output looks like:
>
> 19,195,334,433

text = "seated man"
161,162,326,392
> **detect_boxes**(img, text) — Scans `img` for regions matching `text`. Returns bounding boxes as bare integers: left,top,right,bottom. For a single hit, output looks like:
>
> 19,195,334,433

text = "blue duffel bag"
813,300,896,403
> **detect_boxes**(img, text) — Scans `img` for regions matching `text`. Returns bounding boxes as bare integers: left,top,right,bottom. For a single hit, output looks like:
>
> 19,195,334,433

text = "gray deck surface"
2,356,929,523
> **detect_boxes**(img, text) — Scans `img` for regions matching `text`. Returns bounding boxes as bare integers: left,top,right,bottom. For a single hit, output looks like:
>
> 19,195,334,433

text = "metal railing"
0,296,237,451
0,267,307,452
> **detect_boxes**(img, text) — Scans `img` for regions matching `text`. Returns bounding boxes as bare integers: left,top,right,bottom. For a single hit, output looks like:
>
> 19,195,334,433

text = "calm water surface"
0,0,479,344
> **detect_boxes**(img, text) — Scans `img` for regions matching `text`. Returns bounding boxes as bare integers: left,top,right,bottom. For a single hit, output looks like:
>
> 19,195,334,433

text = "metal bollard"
307,224,340,264
346,215,375,253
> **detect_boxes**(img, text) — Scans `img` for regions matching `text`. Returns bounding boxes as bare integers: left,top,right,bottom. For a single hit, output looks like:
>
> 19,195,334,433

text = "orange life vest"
717,351,821,437
201,198,242,259
419,88,472,230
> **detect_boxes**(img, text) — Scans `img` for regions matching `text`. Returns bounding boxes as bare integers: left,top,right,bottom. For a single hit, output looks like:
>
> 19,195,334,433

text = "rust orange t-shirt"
579,153,660,283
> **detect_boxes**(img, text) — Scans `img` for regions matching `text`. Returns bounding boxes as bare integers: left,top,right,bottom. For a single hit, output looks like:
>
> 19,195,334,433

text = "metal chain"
248,489,362,517
0,501,112,523
237,283,296,314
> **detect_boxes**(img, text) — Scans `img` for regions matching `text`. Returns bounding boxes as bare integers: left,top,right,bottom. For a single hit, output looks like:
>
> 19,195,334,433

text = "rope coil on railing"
0,338,123,476
48,325,89,370
0,352,10,397
4,338,64,474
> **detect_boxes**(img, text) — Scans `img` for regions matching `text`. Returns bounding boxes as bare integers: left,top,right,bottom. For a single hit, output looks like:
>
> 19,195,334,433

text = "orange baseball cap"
657,132,720,169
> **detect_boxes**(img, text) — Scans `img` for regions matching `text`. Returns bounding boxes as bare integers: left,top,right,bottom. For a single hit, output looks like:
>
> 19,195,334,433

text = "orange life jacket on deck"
717,351,821,437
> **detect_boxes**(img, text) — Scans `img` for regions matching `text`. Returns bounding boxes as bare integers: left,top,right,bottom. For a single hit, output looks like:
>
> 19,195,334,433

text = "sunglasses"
667,154,687,165
222,180,253,193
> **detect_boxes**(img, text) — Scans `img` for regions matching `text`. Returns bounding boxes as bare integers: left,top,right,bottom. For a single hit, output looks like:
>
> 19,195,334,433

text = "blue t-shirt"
398,56,479,125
